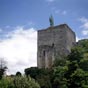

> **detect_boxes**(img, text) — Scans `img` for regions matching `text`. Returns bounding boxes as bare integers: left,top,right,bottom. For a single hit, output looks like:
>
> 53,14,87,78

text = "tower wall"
37,24,76,68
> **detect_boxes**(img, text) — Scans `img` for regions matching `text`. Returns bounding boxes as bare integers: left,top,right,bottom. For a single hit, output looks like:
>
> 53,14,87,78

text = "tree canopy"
0,58,7,80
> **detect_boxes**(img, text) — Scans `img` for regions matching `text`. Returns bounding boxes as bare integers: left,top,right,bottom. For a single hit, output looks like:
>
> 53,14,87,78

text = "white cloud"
27,21,34,26
0,26,37,75
79,17,88,23
0,28,2,33
82,30,88,35
79,17,88,36
55,10,60,14
55,10,67,15
23,21,35,28
5,26,10,29
46,0,56,2
62,11,67,15
79,17,88,30
76,36,81,42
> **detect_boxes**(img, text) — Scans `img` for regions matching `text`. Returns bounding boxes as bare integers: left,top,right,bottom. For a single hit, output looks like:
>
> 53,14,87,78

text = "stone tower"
37,24,76,68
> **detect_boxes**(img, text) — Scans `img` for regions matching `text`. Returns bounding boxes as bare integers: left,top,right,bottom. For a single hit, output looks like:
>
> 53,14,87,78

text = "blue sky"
0,0,88,38
0,0,88,74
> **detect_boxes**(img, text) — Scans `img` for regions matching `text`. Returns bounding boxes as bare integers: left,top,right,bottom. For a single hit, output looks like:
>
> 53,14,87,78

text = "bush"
0,76,40,88
13,76,40,88
0,77,14,88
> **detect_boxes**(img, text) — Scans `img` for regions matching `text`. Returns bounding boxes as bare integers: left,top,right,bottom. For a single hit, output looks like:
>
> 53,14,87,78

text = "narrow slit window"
43,51,45,56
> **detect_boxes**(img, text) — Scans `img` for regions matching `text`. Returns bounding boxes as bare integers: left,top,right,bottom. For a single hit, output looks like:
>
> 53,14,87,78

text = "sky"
0,0,88,75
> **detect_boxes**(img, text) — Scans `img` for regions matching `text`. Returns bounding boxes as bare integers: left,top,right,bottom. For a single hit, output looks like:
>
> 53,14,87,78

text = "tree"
53,56,66,67
0,76,40,88
0,58,7,79
13,76,40,88
52,39,88,88
16,71,22,76
0,77,14,88
65,42,88,88
24,39,88,88
52,66,68,88
25,67,52,88
51,56,68,88
25,67,40,79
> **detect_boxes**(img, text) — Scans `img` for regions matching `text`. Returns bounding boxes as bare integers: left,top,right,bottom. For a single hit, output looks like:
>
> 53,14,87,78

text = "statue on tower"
49,15,54,27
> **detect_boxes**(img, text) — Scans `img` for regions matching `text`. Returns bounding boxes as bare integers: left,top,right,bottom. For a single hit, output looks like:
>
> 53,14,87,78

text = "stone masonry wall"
37,24,76,68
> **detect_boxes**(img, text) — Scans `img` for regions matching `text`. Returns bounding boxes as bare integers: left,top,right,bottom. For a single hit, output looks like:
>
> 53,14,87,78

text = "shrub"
0,76,40,88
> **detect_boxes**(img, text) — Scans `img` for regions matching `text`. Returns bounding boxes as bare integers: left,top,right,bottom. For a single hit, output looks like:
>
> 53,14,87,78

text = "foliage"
0,76,40,88
25,67,40,79
52,66,68,88
68,46,84,62
0,77,14,88
0,58,7,80
53,56,66,67
70,68,88,88
25,67,52,88
77,39,88,51
65,41,88,88
36,75,52,88
16,71,22,76
24,40,88,88
13,76,40,88
1,39,88,88
51,39,88,88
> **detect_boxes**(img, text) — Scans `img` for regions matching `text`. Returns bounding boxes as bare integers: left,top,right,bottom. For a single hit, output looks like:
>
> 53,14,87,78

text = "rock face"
37,24,76,68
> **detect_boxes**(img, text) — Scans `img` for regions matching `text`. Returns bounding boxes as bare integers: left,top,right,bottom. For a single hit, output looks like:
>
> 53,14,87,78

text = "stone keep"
37,24,76,68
